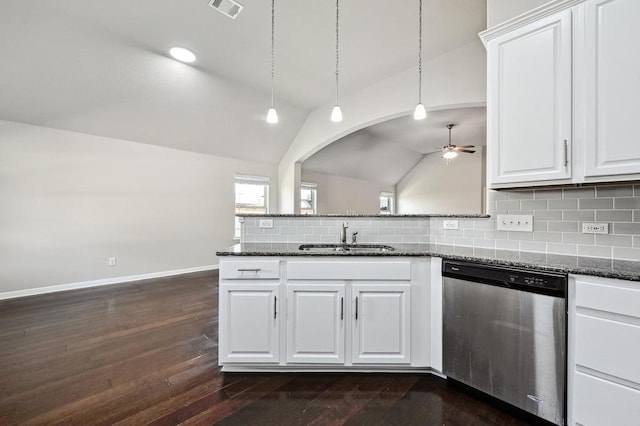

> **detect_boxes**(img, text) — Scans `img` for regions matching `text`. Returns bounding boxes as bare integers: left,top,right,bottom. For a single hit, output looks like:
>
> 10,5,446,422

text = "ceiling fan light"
331,105,343,122
413,103,426,120
266,107,279,124
442,150,458,160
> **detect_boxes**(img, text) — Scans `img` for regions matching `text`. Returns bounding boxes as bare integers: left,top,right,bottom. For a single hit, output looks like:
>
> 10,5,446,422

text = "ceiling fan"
438,124,476,160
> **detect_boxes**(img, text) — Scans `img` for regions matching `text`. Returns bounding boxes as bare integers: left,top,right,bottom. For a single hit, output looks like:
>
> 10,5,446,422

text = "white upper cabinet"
583,0,640,177
482,0,640,187
487,9,573,185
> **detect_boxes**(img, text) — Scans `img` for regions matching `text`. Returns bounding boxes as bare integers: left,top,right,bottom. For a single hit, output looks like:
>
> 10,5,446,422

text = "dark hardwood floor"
0,271,533,425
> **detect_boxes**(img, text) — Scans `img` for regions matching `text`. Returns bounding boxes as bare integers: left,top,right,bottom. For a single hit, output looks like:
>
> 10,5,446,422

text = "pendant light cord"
417,0,422,104
271,0,275,108
335,0,340,105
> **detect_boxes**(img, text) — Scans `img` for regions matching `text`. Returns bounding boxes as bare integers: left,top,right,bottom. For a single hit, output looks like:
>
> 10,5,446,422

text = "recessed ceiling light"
169,47,196,63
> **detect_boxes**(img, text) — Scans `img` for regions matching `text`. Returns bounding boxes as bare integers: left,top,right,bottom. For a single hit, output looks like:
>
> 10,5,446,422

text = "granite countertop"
237,214,491,218
216,243,640,282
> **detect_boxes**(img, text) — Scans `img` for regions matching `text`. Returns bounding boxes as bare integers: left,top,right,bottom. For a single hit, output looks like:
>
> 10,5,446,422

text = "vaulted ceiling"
0,1,486,163
302,107,487,185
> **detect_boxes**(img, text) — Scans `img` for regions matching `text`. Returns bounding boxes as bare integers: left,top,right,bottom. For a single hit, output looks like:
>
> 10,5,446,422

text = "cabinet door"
352,284,411,364
568,275,640,425
286,284,345,364
219,283,280,363
488,9,572,185
583,0,640,177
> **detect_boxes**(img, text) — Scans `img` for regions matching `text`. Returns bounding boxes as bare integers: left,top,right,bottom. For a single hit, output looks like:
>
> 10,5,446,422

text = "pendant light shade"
414,0,426,120
413,103,426,120
330,105,343,122
266,0,278,124
266,107,278,124
332,0,343,122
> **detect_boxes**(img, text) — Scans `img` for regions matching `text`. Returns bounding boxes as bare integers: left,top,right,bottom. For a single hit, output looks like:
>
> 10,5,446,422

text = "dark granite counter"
237,214,491,218
216,243,640,282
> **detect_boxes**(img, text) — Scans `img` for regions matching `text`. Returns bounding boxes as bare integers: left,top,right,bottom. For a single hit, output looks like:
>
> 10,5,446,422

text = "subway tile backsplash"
242,217,431,245
241,184,640,261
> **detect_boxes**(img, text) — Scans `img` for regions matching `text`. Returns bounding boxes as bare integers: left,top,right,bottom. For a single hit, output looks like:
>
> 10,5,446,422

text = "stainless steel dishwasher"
442,260,567,425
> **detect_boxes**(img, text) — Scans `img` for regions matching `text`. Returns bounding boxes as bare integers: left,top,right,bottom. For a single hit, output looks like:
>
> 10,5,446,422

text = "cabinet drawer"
574,372,640,426
220,260,280,280
575,280,640,319
575,314,640,385
287,261,411,280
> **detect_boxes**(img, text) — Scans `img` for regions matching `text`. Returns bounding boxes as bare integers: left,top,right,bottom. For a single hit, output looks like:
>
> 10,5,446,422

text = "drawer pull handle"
527,394,543,404
563,140,568,167
340,297,344,320
237,268,261,273
274,296,277,319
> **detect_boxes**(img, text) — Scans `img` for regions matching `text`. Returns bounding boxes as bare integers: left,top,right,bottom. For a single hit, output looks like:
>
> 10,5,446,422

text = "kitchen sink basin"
298,244,395,253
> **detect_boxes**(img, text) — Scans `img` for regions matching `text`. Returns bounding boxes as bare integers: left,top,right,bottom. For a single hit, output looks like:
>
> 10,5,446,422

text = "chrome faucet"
340,222,349,244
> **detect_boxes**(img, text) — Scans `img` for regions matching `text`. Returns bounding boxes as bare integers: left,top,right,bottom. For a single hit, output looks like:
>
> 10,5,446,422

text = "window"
235,175,269,239
300,182,317,215
380,191,395,215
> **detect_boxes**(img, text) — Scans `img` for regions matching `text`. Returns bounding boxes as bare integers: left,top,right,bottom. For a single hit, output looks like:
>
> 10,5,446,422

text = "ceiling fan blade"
456,149,476,154
458,145,475,149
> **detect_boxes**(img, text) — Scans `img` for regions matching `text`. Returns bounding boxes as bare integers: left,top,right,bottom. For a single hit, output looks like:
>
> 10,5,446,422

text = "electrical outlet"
582,223,609,234
496,214,533,232
108,256,117,266
443,220,459,230
259,219,273,229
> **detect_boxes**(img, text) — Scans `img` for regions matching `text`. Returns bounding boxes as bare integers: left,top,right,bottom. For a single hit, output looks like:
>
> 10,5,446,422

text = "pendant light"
413,0,426,120
266,0,279,124
331,0,343,122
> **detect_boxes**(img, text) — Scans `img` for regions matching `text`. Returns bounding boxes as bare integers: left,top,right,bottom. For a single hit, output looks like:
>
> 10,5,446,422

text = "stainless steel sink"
298,244,395,253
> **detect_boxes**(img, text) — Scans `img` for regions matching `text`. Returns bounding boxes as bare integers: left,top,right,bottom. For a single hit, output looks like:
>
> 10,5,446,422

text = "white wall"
487,0,550,27
278,41,487,213
0,120,276,293
301,170,394,215
396,148,484,214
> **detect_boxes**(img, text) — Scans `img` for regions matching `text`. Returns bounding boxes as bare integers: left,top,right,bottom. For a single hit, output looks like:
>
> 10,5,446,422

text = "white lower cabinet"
219,257,438,371
286,284,345,364
218,283,280,363
286,282,412,366
352,284,411,364
568,274,640,425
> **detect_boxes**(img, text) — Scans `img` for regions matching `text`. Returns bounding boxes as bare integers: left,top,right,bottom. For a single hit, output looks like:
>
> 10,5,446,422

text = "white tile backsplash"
241,184,640,259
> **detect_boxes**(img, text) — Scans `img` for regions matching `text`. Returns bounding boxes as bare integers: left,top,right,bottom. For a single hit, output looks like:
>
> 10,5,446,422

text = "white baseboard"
0,265,219,301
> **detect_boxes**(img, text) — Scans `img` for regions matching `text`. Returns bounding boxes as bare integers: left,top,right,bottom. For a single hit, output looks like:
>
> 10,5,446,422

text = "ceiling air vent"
208,0,244,19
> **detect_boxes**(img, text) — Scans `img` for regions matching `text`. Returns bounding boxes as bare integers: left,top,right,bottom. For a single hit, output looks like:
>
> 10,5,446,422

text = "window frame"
380,191,395,215
300,182,318,215
234,175,270,240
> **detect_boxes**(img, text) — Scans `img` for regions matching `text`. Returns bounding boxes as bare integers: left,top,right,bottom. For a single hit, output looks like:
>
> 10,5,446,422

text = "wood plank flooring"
0,271,536,425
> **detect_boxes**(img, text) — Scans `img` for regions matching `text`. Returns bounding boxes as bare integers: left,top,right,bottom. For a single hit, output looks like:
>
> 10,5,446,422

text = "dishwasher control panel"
443,261,567,297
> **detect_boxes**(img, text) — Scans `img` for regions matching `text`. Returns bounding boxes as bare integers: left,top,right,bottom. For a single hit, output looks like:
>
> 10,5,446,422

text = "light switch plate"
582,223,609,234
259,219,274,229
443,220,459,230
496,214,533,232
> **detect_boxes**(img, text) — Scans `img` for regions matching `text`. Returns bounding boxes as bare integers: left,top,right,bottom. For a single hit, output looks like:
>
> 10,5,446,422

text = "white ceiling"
302,106,487,185
0,1,486,163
